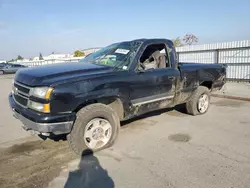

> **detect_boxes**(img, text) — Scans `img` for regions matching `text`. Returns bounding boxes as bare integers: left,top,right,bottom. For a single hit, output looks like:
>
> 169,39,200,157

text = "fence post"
214,49,219,64
177,52,180,63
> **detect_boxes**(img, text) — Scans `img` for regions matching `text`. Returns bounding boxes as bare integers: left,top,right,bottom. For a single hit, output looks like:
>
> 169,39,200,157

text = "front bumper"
9,93,75,135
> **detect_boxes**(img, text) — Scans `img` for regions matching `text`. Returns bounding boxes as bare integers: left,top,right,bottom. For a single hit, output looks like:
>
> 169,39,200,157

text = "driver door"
128,43,180,114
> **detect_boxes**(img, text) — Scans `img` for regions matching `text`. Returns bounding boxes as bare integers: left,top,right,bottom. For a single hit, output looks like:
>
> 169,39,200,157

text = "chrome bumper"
12,109,74,135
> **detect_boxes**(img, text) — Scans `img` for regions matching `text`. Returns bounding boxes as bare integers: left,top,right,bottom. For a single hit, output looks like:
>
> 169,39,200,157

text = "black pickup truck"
9,38,226,155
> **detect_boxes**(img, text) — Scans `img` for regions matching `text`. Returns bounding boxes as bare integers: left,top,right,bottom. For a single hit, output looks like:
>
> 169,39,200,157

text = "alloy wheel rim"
84,118,112,150
198,94,209,113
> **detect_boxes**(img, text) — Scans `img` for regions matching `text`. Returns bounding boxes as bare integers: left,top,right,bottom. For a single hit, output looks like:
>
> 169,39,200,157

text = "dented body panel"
9,38,226,135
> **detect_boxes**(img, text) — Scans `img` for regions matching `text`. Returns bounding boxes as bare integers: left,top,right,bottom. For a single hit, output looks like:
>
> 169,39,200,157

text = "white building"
43,53,72,60
0,60,6,63
80,48,101,56
33,57,40,61
17,59,30,63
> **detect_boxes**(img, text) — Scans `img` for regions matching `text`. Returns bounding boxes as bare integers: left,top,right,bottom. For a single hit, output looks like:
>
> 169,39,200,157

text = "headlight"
29,87,53,99
27,100,50,113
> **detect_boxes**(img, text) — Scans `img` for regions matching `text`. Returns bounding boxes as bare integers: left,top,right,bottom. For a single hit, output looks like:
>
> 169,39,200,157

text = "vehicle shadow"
121,103,187,126
64,149,115,188
38,134,67,142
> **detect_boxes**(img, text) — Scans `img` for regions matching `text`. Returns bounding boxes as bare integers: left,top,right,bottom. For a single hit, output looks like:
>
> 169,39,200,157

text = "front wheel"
186,86,210,115
0,70,4,75
67,103,120,155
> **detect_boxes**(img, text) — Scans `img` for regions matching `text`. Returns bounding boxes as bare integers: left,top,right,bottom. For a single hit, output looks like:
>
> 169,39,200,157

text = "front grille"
14,82,30,94
13,93,28,107
13,82,31,108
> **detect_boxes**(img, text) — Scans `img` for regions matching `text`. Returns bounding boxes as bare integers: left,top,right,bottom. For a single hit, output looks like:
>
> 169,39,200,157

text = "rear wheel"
67,103,120,155
0,70,4,75
186,86,210,115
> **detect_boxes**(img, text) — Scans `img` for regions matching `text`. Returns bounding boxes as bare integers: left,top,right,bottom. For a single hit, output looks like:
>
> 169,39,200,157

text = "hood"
15,62,113,86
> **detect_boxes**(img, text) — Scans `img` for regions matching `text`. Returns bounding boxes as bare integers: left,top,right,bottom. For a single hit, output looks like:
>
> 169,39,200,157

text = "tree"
17,55,23,60
39,52,43,60
172,37,183,47
74,50,85,57
7,59,14,62
183,33,199,45
172,34,199,47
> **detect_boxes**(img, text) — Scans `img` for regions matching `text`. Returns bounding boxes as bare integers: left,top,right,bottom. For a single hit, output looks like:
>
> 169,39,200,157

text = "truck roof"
120,38,174,46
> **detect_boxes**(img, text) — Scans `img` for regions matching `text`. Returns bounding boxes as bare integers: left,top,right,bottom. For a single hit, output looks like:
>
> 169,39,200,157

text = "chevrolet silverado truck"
9,38,226,155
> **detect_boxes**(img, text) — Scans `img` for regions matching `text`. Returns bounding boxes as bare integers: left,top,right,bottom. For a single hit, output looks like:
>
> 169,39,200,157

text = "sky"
0,0,250,60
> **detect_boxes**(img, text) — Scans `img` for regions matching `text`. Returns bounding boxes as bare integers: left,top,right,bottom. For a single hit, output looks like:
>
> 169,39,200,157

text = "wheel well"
200,81,213,90
74,97,124,120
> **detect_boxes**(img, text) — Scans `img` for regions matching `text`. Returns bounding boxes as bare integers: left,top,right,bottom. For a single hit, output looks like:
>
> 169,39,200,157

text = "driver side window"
138,43,170,71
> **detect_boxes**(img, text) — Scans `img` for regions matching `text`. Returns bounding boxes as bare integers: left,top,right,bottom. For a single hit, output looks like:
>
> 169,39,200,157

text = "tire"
186,86,210,116
67,103,120,156
0,70,4,75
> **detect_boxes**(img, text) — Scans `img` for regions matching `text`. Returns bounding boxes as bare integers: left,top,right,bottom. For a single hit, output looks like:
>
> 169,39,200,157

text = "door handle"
168,76,175,81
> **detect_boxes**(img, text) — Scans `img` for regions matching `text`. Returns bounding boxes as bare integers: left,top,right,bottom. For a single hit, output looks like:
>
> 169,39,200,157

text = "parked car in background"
0,63,6,68
0,63,27,75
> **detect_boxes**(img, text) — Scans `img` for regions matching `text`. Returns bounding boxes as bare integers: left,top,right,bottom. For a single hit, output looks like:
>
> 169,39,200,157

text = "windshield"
80,41,142,70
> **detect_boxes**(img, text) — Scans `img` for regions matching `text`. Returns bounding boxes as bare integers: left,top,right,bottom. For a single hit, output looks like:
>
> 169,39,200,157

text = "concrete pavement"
0,75,31,145
48,97,250,188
